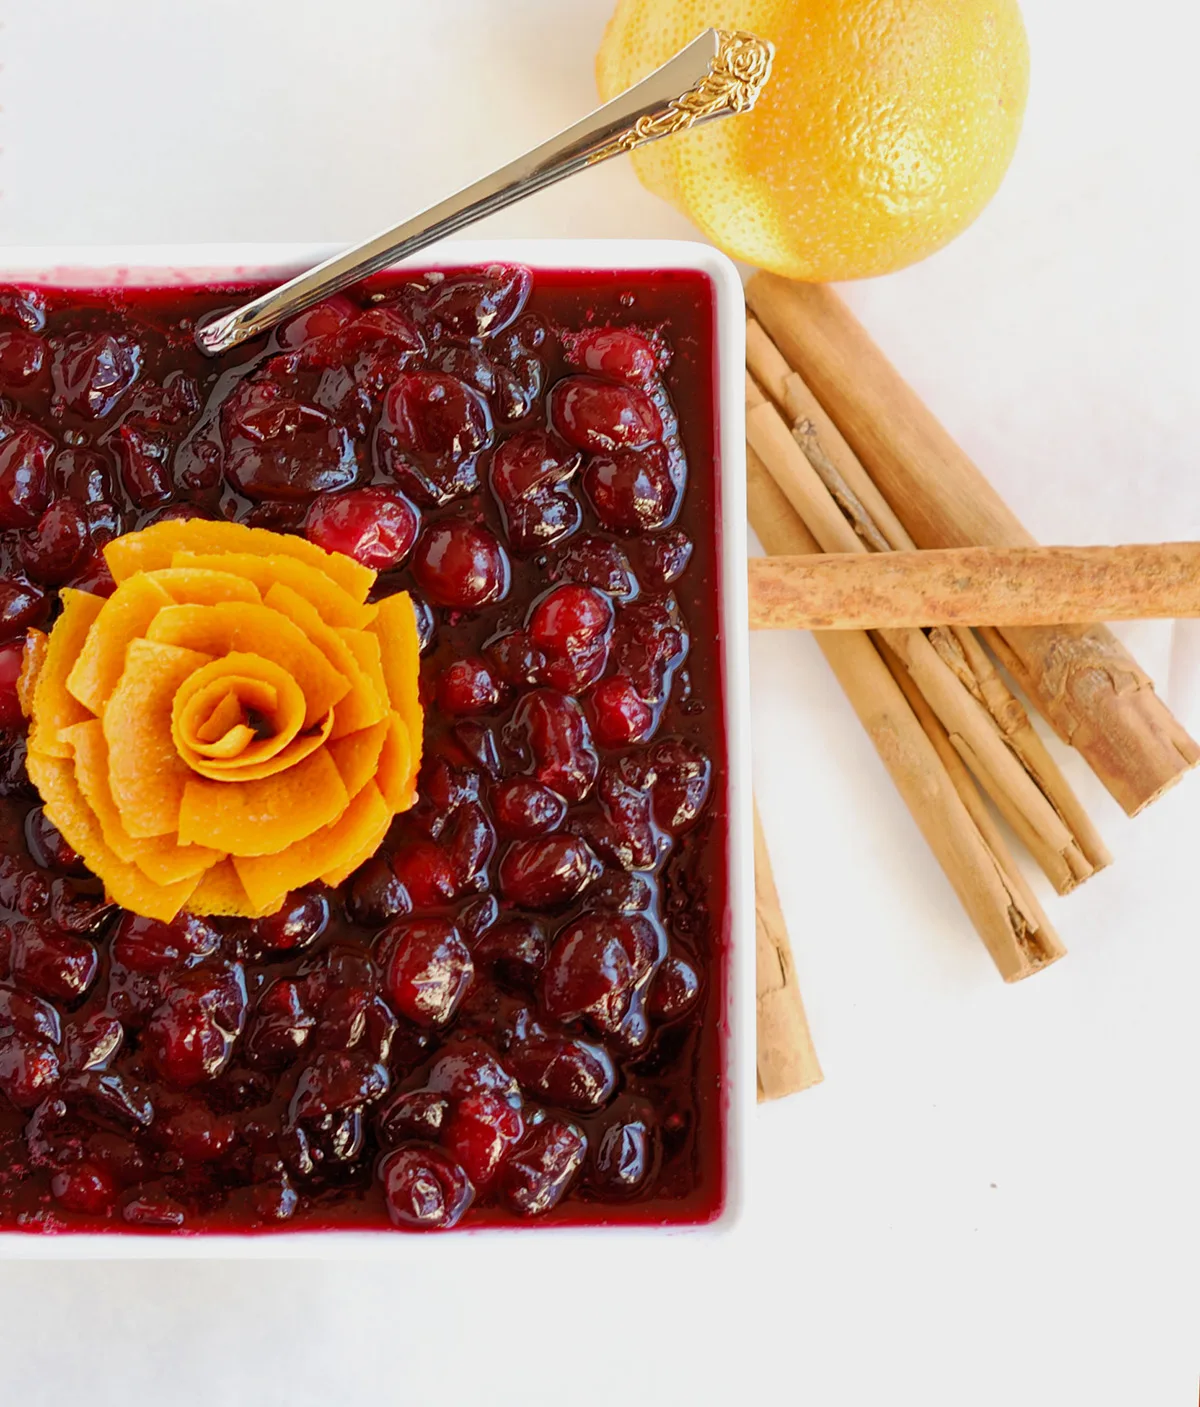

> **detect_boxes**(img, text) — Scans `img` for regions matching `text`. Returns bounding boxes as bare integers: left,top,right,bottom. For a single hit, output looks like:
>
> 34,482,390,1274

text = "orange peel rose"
20,518,423,922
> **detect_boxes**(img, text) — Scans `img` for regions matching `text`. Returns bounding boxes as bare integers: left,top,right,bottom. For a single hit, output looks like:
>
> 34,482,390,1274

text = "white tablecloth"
0,2,1195,1402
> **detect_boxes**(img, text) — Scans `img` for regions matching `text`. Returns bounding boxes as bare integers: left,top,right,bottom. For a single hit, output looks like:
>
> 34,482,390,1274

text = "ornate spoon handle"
195,28,772,357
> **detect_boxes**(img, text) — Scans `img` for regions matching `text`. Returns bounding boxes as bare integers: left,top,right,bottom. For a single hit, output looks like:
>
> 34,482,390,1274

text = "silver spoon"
194,28,772,357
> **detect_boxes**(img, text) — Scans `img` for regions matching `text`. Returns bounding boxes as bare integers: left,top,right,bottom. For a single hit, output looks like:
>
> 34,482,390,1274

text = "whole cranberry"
488,429,582,553
289,1050,389,1122
422,265,532,340
0,330,47,386
528,583,614,692
551,536,639,599
501,1118,586,1217
411,520,509,609
563,325,660,384
113,422,172,507
248,891,329,955
380,1143,474,1230
346,854,412,926
548,375,663,453
9,922,99,1002
498,837,601,910
0,983,62,1044
647,954,702,1022
50,1162,115,1215
583,443,677,532
508,1023,617,1112
111,912,220,974
222,381,360,501
382,372,493,459
380,919,474,1027
53,331,141,418
511,689,598,802
144,966,247,1088
491,778,566,838
436,657,503,715
0,1032,60,1109
19,500,91,585
390,841,458,908
305,485,420,569
473,918,549,987
0,577,46,642
0,423,55,529
442,1089,524,1187
650,739,714,834
245,978,315,1068
540,913,662,1032
0,640,27,730
592,1114,657,1196
589,676,656,747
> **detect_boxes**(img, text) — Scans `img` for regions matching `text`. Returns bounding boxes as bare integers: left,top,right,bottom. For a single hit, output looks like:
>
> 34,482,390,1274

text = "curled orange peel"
21,520,423,919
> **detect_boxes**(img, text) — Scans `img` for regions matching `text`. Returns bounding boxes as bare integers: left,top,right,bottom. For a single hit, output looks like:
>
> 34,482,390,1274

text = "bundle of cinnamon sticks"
749,275,1198,1101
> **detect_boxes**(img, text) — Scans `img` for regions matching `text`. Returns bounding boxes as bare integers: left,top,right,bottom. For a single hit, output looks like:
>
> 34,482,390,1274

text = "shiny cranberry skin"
278,295,357,349
377,1087,449,1146
474,918,548,986
442,1090,524,1187
380,1143,474,1230
158,1099,237,1162
639,529,693,587
592,1114,657,1196
502,1118,586,1216
436,657,503,715
19,499,91,585
111,912,220,974
0,423,55,529
382,372,492,459
390,841,458,908
0,577,46,642
222,382,360,501
9,923,99,1003
0,1034,60,1109
245,978,315,1068
0,288,46,331
249,892,330,955
548,376,662,453
498,836,601,910
491,779,566,838
51,1162,115,1215
380,919,474,1027
583,444,677,532
53,331,140,418
143,966,247,1088
0,983,62,1044
346,854,412,925
289,1051,389,1122
512,689,599,803
647,955,701,1022
0,330,47,386
488,429,581,554
0,640,27,730
528,583,614,692
411,519,509,609
305,485,420,569
551,536,638,599
564,325,660,384
422,265,532,340
651,740,714,833
508,1024,617,1111
590,676,656,747
541,913,661,1032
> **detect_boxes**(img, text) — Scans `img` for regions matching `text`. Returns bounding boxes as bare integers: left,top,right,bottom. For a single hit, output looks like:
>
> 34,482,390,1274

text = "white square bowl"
0,239,752,1256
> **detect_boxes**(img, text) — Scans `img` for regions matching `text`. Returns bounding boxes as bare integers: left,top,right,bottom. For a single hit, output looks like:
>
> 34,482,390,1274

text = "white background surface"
0,1,1197,1403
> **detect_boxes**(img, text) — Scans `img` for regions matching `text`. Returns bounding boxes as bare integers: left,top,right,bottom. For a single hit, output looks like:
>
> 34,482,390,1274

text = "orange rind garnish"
21,519,423,920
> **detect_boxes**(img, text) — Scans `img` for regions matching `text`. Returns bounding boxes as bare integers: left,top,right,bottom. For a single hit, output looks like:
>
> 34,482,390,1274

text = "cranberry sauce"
0,265,729,1232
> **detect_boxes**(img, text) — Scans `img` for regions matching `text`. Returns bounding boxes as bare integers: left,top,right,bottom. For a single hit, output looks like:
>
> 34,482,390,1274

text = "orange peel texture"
22,519,423,920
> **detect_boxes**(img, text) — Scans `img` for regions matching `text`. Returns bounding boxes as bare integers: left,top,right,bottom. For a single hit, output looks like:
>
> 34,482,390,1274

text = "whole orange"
596,0,1030,281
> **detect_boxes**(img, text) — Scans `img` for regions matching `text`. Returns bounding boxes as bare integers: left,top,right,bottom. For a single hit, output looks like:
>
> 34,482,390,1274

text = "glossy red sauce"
0,266,728,1233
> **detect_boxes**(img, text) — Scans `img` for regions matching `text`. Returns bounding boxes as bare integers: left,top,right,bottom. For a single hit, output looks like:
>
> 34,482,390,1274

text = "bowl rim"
0,238,752,1258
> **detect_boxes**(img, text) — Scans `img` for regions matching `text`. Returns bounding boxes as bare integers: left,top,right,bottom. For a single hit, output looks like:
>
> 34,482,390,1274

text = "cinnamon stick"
745,273,1200,815
755,802,823,1100
747,322,1109,888
747,544,1200,629
747,372,1094,896
748,444,1063,981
